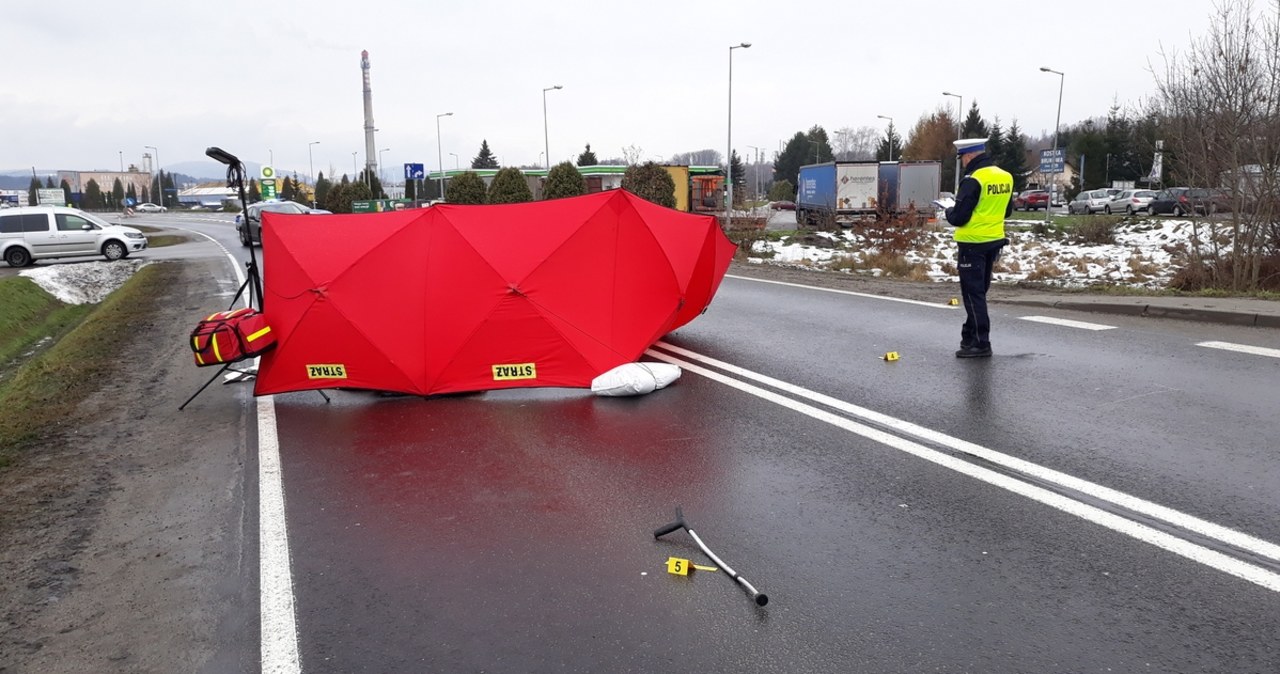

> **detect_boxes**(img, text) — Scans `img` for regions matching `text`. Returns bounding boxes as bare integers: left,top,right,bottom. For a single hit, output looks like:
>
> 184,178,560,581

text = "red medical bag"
190,308,276,367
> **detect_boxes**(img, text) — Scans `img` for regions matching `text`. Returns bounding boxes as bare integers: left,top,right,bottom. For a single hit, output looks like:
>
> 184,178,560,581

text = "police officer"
945,138,1013,358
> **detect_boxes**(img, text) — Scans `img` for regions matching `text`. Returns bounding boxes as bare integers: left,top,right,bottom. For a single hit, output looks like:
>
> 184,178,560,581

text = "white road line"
1020,315,1117,331
1197,341,1280,359
202,230,300,672
258,396,302,673
726,274,957,310
651,341,1280,567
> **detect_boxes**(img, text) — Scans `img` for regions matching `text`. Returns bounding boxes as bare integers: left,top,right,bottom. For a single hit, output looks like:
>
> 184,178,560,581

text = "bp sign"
261,178,277,200
260,165,276,180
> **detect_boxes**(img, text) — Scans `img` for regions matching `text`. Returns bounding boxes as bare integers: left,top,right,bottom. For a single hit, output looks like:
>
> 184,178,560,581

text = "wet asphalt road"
149,214,1280,672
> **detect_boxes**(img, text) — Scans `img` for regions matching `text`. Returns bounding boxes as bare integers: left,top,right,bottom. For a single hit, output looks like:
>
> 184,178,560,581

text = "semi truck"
795,160,941,226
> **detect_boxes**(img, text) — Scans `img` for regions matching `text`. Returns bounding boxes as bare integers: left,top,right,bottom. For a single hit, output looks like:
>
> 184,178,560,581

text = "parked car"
1104,189,1158,215
769,201,796,211
1185,188,1232,215
1067,189,1113,215
135,202,166,213
1,206,148,267
1148,187,1192,216
1013,190,1050,211
236,200,325,246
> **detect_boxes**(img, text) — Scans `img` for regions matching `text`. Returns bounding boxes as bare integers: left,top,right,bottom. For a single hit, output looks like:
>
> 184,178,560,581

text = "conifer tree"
729,150,746,195
577,144,598,167
961,101,989,138
1000,120,1030,193
249,178,261,203
471,140,499,169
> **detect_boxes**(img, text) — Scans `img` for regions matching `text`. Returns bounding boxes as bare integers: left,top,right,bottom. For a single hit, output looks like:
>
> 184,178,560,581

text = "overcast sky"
1,0,1208,180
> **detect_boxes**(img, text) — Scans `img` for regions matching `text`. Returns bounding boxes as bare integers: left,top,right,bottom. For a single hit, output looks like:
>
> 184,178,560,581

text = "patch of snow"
752,217,1212,289
18,260,149,305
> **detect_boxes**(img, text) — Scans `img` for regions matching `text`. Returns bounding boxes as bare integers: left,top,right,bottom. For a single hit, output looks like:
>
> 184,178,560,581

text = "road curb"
996,298,1279,328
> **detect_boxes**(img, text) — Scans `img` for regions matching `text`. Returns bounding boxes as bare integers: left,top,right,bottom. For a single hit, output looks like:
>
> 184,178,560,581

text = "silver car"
1068,189,1112,215
1,206,148,267
1104,189,1157,215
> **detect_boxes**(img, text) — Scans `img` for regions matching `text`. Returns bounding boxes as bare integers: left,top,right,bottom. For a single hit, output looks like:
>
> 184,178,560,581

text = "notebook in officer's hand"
932,197,955,210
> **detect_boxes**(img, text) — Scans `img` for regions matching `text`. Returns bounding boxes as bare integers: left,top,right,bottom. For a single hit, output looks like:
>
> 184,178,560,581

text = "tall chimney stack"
361,50,377,184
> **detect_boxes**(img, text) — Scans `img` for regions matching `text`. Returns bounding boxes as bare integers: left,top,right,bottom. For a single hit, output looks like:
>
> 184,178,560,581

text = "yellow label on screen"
306,364,348,379
492,363,537,381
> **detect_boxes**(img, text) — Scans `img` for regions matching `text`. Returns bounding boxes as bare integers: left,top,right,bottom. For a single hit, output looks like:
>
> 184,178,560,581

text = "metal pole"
119,151,123,172
1041,67,1065,222
543,85,562,170
352,152,357,182
436,112,453,199
378,148,390,192
450,153,458,170
727,43,751,224
308,141,319,207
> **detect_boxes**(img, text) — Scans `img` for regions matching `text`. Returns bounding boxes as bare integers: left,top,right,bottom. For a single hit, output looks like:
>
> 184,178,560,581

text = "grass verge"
0,278,94,376
0,263,176,468
132,225,188,248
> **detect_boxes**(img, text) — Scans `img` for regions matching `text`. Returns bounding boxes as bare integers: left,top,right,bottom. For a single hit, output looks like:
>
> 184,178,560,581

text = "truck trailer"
796,160,941,226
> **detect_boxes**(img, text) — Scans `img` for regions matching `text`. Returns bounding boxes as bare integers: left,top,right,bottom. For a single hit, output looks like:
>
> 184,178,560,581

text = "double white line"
647,341,1280,593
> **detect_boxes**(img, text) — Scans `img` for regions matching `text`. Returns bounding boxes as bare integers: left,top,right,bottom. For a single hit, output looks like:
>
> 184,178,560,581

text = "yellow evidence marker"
883,351,900,361
665,557,719,575
948,298,960,306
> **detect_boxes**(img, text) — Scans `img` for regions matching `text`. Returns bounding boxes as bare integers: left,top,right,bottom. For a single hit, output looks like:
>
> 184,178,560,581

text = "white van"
1,206,148,267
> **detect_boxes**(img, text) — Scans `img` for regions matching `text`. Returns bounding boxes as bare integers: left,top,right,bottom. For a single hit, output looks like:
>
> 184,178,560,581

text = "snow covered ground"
19,260,150,304
749,217,1206,289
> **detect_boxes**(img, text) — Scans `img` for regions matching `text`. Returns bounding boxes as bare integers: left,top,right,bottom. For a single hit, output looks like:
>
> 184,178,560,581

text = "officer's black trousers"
957,239,1007,349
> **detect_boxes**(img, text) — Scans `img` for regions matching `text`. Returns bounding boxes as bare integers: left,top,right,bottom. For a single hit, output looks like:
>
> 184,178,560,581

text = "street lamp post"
542,85,563,170
449,153,459,170
726,42,751,223
876,115,895,161
943,92,963,193
145,145,160,207
1040,66,1065,221
352,152,358,182
119,151,123,172
436,112,453,200
269,149,274,168
308,141,320,207
378,148,391,193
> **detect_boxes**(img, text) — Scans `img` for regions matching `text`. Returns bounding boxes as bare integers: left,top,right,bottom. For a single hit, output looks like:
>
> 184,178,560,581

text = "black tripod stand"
178,147,329,411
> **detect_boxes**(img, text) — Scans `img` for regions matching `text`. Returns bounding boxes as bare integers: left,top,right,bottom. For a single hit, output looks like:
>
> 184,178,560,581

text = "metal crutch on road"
653,507,769,606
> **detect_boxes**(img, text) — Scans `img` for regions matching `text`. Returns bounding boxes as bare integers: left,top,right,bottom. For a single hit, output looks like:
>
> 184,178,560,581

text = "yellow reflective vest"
954,165,1013,243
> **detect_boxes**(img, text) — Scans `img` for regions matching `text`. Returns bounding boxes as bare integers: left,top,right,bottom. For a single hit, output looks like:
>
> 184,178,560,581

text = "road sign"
404,163,425,180
37,188,64,205
1039,148,1065,174
261,178,277,200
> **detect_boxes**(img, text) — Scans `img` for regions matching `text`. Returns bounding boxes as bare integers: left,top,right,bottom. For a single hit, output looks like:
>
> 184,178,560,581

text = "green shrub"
486,167,533,204
1068,216,1120,245
543,162,586,200
768,179,794,201
621,162,676,208
445,171,487,205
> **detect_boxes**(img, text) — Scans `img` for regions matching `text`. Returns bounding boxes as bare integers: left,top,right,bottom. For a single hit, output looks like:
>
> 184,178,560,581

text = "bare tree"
832,126,879,161
621,145,645,166
669,149,723,165
1151,0,1280,291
